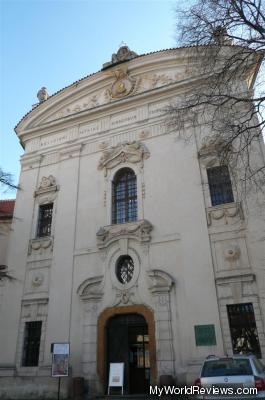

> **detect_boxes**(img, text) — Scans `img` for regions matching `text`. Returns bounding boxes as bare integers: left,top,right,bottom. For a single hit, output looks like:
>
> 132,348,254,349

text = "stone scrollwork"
77,276,104,302
198,135,231,167
148,269,174,294
28,237,53,255
102,45,138,69
39,175,56,189
98,141,150,175
96,219,153,249
116,289,134,305
34,175,59,197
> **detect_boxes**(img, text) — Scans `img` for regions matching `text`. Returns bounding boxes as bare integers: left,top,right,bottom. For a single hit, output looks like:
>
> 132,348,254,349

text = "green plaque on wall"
195,324,216,346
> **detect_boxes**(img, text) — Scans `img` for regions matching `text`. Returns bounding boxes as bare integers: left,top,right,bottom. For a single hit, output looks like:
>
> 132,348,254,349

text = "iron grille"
207,166,234,206
37,203,53,237
112,168,137,224
22,321,42,366
116,255,134,284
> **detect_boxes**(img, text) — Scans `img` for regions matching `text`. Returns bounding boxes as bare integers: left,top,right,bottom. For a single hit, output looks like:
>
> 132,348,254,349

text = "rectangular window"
207,166,234,206
37,203,53,237
227,303,261,358
22,321,42,366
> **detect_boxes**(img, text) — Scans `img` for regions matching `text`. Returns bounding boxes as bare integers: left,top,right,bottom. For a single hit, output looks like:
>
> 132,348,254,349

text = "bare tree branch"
171,0,265,198
0,167,19,191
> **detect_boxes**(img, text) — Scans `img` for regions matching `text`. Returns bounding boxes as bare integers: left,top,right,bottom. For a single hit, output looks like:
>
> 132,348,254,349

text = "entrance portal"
106,313,150,394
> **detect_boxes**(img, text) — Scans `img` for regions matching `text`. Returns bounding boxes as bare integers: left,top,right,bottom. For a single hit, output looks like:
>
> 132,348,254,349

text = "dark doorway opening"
227,303,261,358
106,313,150,394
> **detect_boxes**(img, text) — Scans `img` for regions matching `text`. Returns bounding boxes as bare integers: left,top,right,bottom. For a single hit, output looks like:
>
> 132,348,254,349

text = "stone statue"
37,87,49,103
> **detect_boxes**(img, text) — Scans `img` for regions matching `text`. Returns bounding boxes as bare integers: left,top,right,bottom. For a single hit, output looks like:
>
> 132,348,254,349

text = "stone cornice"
17,72,217,142
215,271,255,285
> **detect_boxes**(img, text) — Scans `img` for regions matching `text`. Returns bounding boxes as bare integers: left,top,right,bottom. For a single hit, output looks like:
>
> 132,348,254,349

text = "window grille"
37,203,53,237
207,166,234,206
116,255,134,284
22,321,42,366
112,168,137,224
227,303,261,358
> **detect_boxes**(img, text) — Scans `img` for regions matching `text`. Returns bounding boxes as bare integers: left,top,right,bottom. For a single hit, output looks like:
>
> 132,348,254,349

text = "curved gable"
15,47,199,138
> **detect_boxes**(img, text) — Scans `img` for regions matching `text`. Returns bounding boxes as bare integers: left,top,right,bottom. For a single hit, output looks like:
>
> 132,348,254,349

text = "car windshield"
202,358,252,377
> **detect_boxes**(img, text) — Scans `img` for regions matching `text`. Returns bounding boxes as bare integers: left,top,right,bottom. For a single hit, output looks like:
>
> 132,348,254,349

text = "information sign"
51,342,70,377
108,363,124,394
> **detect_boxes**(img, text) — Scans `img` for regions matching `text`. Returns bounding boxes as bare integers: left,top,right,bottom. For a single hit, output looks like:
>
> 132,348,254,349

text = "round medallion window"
116,255,134,284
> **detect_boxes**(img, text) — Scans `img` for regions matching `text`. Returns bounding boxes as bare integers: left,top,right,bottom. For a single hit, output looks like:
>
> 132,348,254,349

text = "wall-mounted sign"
51,342,70,377
195,324,217,346
108,363,124,394
52,343,70,355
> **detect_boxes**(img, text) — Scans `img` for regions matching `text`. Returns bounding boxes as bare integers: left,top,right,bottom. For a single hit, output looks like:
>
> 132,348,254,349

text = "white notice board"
108,362,124,389
53,343,70,355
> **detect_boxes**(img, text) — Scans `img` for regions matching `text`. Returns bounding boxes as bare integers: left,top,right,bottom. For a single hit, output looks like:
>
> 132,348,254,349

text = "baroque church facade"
0,45,265,398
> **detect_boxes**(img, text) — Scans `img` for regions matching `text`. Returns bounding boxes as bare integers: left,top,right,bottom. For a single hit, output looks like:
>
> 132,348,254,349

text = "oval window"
116,255,134,284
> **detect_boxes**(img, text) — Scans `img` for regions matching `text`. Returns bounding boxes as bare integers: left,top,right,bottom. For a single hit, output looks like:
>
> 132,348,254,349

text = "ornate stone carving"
98,141,150,175
37,87,49,103
35,175,59,197
31,272,44,287
28,237,53,254
105,67,137,100
198,136,231,167
148,269,174,294
39,175,56,189
224,246,240,262
207,202,244,227
96,219,153,249
103,45,138,69
116,289,133,305
77,276,104,301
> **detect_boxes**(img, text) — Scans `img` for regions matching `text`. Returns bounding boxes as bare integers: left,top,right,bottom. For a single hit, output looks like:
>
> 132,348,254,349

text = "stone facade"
0,46,265,399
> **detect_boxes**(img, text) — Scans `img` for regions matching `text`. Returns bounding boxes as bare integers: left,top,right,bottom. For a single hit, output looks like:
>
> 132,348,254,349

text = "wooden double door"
106,313,150,394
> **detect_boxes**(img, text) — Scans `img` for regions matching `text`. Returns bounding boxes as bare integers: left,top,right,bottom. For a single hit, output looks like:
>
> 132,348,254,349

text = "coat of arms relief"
104,66,139,100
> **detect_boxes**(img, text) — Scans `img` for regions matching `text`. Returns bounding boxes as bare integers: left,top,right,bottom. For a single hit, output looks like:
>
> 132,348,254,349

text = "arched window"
112,168,137,224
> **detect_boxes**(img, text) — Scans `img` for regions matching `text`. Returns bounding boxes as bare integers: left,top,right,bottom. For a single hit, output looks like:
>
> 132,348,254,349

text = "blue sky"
1,0,178,199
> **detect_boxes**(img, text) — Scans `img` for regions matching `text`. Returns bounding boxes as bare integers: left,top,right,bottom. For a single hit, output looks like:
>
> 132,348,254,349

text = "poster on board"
51,342,70,377
108,362,124,389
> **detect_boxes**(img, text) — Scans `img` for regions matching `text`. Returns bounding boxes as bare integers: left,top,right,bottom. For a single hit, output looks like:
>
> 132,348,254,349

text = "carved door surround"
97,304,157,387
77,276,104,393
148,269,175,379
